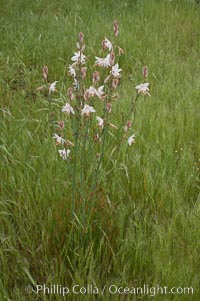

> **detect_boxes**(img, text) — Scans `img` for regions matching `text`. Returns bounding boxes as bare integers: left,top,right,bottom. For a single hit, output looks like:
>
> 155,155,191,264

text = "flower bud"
109,51,115,66
116,46,124,56
124,120,132,133
102,39,107,51
106,102,112,114
112,78,119,90
81,67,87,79
94,133,101,143
84,90,90,101
142,66,148,79
113,20,119,37
96,153,100,159
127,120,132,129
67,87,74,100
93,71,100,85
42,66,48,81
58,120,65,130
78,32,84,44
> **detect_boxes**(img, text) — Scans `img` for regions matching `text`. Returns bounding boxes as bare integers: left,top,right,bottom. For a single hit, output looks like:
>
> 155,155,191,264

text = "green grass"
0,0,200,300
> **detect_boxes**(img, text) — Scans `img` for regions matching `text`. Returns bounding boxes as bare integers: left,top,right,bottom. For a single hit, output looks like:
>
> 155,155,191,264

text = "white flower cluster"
48,24,151,160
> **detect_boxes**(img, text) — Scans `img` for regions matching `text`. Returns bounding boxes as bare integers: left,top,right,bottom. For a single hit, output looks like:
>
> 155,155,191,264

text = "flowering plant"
38,21,150,219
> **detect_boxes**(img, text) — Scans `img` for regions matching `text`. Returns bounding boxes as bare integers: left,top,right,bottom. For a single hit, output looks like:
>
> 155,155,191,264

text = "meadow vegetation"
0,0,200,300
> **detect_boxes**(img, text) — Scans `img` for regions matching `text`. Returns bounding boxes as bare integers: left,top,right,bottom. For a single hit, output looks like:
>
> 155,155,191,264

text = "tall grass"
0,0,200,300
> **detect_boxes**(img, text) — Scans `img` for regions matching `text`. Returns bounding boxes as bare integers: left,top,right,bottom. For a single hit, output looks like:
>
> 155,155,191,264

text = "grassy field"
0,0,200,300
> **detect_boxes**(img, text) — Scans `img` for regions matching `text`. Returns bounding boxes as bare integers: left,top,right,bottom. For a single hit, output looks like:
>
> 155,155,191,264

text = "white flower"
62,103,75,115
94,54,111,67
113,20,119,37
71,51,86,64
128,134,135,146
58,148,70,160
111,63,122,78
96,116,104,128
49,81,58,94
84,86,105,100
53,134,66,145
84,86,97,100
135,83,150,96
68,65,76,77
73,78,79,90
81,104,96,116
94,57,104,67
104,37,113,51
95,85,105,99
86,86,97,97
